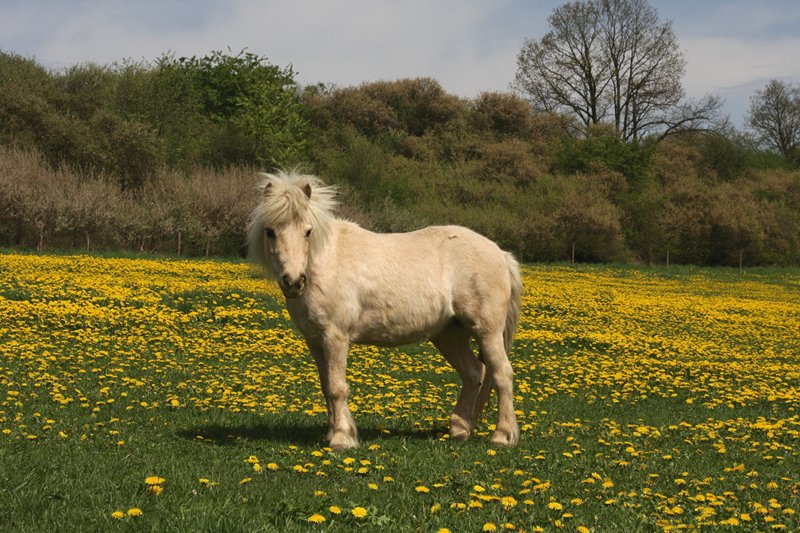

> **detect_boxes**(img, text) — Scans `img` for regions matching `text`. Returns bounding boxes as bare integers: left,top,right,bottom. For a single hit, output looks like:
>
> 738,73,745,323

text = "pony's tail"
503,252,524,354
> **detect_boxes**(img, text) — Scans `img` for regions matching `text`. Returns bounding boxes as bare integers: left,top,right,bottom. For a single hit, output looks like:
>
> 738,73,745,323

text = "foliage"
0,49,307,186
1,254,799,530
1,50,800,265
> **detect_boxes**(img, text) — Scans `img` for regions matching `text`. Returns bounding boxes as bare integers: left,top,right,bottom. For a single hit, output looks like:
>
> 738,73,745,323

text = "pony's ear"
301,183,312,199
262,181,273,197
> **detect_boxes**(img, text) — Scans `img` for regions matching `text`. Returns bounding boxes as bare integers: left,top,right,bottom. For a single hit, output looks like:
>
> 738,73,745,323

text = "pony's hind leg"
432,323,486,441
476,334,519,447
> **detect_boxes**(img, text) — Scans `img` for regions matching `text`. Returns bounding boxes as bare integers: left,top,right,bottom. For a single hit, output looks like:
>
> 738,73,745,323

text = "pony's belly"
349,306,452,346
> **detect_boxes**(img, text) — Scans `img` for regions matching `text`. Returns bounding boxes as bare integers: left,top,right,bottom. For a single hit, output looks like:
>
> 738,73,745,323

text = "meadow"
1,251,798,532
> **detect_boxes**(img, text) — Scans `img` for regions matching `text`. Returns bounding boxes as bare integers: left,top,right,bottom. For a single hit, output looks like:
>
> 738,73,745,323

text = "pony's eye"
305,227,312,238
265,228,276,239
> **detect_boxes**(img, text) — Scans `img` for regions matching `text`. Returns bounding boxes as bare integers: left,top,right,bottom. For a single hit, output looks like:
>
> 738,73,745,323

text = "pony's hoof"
449,414,472,441
449,427,471,441
490,428,519,447
329,432,359,450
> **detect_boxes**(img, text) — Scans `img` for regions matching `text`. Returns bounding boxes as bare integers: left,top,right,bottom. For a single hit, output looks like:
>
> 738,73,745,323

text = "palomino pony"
246,170,523,449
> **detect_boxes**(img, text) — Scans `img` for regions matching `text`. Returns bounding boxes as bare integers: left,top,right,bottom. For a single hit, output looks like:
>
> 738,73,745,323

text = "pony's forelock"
246,169,338,273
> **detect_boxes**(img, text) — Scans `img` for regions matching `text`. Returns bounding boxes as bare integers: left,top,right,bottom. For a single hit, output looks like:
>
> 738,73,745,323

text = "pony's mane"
246,169,338,275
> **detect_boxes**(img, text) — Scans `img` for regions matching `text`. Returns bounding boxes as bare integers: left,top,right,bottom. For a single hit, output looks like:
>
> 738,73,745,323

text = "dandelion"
307,514,326,524
501,496,517,509
329,506,341,514
415,485,430,493
144,476,165,485
239,477,252,484
351,507,368,518
111,510,125,519
127,508,142,517
548,501,563,511
483,523,497,532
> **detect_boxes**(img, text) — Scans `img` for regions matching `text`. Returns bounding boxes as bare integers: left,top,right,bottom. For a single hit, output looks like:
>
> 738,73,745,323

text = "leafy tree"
169,50,309,167
747,79,800,164
513,0,722,141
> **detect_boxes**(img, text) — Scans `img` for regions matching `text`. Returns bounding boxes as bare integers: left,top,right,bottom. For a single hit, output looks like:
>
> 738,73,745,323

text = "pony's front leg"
321,331,359,450
308,342,335,442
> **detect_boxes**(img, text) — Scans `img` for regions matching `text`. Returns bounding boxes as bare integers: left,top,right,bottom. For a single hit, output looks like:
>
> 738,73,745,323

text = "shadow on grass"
175,422,444,446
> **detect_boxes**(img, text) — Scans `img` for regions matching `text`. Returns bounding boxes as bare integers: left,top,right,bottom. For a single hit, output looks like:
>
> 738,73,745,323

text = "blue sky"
2,0,799,126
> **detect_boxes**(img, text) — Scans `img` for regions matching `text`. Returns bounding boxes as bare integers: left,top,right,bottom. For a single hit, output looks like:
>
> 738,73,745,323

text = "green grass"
1,252,799,531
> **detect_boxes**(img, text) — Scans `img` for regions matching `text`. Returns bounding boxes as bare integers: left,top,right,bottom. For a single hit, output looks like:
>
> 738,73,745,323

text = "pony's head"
246,169,337,298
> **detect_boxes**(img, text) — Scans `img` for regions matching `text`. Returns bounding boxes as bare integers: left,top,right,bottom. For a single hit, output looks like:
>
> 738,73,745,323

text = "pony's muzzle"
280,273,307,298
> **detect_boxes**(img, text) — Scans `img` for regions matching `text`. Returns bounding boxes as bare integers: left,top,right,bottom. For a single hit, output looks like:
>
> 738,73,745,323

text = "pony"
246,169,523,449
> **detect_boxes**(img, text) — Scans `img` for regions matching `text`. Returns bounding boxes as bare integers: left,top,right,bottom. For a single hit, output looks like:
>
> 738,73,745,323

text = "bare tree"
513,0,722,141
747,79,800,163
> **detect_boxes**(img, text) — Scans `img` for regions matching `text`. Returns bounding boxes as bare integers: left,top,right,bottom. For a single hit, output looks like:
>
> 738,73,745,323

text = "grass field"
1,252,799,532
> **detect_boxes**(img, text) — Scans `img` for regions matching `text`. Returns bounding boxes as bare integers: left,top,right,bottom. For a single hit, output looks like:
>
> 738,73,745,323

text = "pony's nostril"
281,274,291,286
299,273,307,285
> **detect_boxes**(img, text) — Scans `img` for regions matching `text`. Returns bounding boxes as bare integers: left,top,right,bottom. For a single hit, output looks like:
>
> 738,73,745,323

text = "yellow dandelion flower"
329,506,341,514
501,496,517,508
415,485,430,493
266,463,278,471
437,529,452,533
483,523,498,532
147,485,163,496
144,476,165,485
307,514,326,524
548,501,563,511
240,477,252,484
351,506,368,518
127,508,142,517
111,511,125,519
431,503,442,513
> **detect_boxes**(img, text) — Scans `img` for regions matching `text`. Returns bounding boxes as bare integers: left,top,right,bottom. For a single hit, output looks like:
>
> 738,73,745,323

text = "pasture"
1,252,798,531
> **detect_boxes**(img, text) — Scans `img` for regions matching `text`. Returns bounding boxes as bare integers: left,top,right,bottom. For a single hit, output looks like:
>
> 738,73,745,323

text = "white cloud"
681,36,800,125
683,36,800,95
